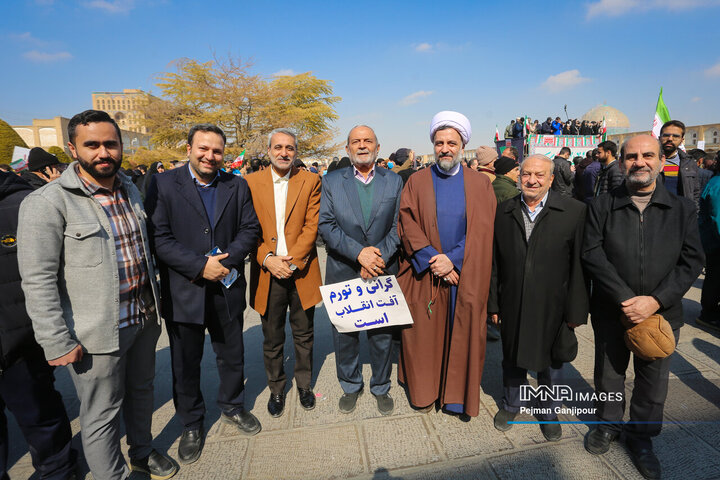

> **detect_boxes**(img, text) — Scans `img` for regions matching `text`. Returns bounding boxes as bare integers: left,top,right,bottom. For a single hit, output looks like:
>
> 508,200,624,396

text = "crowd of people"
503,116,606,138
0,108,717,480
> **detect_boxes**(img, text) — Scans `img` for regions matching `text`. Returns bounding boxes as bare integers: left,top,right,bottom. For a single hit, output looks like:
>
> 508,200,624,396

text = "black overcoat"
488,191,589,371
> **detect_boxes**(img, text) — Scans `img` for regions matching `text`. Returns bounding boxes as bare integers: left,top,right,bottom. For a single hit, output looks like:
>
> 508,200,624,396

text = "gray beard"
626,172,658,189
349,150,377,167
435,153,461,172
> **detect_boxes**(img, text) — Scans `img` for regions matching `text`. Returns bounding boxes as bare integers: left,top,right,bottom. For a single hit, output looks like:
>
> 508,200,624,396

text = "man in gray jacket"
17,110,176,480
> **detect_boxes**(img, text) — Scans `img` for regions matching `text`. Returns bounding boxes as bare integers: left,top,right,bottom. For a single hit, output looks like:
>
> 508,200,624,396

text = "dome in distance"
582,104,630,134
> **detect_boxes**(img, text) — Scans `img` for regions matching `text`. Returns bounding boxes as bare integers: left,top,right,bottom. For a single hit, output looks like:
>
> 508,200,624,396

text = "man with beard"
397,111,496,417
488,155,588,441
245,129,322,417
145,124,261,464
582,135,703,479
593,141,623,197
318,125,403,415
17,110,176,480
659,120,700,209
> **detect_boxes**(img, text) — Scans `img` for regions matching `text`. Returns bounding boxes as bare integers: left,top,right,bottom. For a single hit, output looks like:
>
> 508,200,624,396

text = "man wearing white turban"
396,111,497,417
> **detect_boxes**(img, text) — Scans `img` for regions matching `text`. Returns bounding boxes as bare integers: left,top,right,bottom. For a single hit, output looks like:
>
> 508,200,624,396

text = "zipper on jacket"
639,209,644,293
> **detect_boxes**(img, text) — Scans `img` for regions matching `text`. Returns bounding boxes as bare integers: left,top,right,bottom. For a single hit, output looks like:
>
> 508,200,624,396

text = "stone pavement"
8,248,720,479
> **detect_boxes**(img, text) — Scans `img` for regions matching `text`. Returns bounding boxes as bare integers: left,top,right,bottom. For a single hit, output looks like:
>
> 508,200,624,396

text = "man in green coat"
492,156,520,205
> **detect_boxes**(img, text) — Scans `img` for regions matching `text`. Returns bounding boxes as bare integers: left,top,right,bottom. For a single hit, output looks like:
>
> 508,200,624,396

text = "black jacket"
593,160,624,197
540,121,554,135
663,149,700,210
19,170,49,190
551,156,574,197
489,191,588,371
0,172,44,370
582,181,704,329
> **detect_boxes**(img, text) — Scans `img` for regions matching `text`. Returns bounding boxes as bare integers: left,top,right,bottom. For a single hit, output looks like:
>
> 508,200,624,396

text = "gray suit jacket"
318,167,403,284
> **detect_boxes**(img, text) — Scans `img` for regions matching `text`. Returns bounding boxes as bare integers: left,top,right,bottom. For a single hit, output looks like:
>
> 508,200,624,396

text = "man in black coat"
540,117,554,135
582,135,704,480
551,147,574,197
18,147,63,190
0,172,76,479
593,140,623,197
145,124,261,464
488,155,588,442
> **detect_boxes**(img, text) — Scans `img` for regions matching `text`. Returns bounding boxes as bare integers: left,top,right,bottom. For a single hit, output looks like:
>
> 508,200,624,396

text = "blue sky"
2,0,720,157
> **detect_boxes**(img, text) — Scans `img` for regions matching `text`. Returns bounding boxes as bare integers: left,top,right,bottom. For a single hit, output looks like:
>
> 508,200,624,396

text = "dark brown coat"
397,166,496,417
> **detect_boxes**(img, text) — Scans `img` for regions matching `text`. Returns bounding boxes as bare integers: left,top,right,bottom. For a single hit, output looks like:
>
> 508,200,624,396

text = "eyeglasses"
660,133,682,139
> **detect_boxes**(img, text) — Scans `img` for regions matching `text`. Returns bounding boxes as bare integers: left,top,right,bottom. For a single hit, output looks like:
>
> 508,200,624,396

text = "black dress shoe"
178,428,204,465
130,449,178,479
268,393,285,417
221,409,262,436
627,441,662,479
584,427,618,455
298,387,316,410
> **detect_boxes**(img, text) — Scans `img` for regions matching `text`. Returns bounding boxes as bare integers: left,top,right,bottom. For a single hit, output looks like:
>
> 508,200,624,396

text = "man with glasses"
659,120,700,209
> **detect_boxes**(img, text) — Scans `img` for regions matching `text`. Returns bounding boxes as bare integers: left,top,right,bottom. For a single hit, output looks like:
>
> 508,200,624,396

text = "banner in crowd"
527,134,602,159
10,146,31,171
494,137,526,162
320,275,413,333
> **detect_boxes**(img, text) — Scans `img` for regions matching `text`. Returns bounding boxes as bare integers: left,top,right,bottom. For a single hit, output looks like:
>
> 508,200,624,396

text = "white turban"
429,111,472,146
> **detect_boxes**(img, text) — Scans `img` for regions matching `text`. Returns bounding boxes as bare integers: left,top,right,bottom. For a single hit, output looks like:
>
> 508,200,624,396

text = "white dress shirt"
271,167,291,256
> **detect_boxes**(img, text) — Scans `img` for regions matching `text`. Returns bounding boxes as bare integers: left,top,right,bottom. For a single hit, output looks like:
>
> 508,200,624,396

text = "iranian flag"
495,126,501,141
231,149,245,169
651,88,670,138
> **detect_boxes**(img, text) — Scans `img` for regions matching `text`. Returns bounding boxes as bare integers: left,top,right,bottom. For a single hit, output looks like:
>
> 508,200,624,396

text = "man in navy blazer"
145,124,260,464
319,125,403,416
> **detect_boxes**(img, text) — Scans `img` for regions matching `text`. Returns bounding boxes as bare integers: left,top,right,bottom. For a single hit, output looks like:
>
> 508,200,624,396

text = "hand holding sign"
321,275,413,333
357,247,385,277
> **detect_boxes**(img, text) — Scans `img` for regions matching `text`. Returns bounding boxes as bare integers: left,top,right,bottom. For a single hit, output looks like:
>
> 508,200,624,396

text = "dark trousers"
331,325,393,396
168,288,246,430
592,316,679,447
502,360,563,420
261,277,314,395
0,357,75,480
700,249,720,321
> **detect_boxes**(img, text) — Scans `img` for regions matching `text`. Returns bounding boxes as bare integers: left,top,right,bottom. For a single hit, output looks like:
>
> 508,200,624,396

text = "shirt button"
204,228,210,234
75,233,81,237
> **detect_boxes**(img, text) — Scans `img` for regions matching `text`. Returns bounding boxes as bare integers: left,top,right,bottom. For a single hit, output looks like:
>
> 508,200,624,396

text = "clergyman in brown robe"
397,111,496,417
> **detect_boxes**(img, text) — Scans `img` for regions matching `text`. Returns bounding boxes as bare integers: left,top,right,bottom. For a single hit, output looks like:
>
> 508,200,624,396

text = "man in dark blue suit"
145,124,260,464
319,125,403,416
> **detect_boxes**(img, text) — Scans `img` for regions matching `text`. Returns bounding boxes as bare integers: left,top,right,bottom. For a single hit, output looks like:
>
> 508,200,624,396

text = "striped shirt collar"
353,165,376,185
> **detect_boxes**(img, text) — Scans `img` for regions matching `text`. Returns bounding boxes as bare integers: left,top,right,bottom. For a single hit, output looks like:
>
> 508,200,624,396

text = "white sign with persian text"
321,275,414,333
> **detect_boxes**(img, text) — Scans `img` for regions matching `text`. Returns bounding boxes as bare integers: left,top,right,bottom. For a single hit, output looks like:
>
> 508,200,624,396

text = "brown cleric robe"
397,165,496,417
